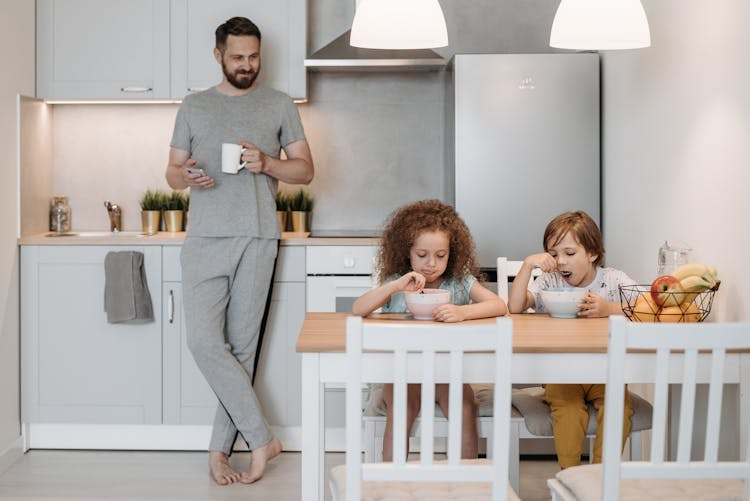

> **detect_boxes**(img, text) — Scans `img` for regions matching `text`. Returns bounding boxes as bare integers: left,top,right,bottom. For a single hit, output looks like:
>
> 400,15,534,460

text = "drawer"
162,246,182,282
162,245,304,283
306,246,378,275
276,246,305,282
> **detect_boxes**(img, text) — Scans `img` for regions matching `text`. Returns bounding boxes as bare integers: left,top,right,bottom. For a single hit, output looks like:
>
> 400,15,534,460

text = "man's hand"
239,141,267,174
182,158,214,188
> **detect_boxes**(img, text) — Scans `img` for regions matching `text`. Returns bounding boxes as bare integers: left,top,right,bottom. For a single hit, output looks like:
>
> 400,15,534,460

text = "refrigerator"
448,53,600,269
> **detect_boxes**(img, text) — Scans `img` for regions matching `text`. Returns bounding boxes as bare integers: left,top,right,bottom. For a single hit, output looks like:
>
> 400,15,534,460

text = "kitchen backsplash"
46,71,446,233
24,0,561,235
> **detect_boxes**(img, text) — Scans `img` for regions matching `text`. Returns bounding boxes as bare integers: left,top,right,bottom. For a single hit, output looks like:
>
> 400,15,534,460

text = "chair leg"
509,419,521,493
364,419,376,462
630,431,643,461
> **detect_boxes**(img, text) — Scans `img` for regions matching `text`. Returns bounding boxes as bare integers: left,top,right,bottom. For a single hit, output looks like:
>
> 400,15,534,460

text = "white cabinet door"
162,281,218,425
21,246,163,424
170,0,307,100
161,245,306,444
255,281,305,432
36,0,170,99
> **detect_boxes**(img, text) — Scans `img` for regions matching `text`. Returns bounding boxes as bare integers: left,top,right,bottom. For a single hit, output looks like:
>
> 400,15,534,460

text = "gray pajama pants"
181,236,278,453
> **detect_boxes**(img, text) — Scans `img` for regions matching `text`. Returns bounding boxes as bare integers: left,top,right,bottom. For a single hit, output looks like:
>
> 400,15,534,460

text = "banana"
679,275,713,292
671,263,720,305
672,263,710,282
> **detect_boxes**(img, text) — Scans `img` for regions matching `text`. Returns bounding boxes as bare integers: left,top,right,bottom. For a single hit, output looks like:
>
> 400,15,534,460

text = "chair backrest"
496,257,542,303
601,316,750,500
345,315,513,501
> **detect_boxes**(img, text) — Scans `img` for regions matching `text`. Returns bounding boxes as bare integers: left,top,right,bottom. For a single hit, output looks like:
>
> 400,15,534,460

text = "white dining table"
296,312,750,501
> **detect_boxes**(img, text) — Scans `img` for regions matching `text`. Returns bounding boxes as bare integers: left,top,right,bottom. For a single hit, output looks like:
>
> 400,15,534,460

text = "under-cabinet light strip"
44,98,309,105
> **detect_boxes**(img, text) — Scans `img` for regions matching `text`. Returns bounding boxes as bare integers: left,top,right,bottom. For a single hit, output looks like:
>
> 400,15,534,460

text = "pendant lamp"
550,0,651,50
350,0,449,49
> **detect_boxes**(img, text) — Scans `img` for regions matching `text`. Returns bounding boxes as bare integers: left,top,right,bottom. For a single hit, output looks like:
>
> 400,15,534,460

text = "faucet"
104,201,122,232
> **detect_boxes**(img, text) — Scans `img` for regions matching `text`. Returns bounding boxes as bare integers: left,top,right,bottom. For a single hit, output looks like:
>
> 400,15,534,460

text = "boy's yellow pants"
544,384,634,468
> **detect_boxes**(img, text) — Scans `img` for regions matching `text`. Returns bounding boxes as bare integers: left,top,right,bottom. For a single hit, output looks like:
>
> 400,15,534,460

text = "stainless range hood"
304,30,446,71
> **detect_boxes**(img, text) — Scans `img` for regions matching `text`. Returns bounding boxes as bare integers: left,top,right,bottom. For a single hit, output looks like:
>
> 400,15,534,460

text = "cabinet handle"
187,87,207,93
120,86,153,93
168,289,174,324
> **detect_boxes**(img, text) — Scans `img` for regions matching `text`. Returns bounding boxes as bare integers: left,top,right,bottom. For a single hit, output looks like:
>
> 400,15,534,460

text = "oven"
305,245,378,450
306,246,378,313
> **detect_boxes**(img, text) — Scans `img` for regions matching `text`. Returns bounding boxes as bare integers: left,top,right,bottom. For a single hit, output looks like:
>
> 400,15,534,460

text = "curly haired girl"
352,199,507,460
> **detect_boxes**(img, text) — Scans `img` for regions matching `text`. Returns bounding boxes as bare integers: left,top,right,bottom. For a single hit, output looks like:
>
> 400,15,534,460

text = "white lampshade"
350,0,448,49
550,0,651,50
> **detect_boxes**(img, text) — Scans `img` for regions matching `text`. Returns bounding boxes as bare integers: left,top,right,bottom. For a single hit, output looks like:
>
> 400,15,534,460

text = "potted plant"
288,188,314,233
139,188,164,235
275,190,290,232
163,190,187,232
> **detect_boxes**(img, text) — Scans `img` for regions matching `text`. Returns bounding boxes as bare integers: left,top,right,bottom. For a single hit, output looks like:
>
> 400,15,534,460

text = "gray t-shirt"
170,86,306,238
528,266,637,313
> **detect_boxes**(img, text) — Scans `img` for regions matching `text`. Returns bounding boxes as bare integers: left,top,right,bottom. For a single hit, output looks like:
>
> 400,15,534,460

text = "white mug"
221,143,246,174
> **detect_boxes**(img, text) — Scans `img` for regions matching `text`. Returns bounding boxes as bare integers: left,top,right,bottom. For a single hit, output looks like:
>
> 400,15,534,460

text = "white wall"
0,0,34,470
602,0,750,321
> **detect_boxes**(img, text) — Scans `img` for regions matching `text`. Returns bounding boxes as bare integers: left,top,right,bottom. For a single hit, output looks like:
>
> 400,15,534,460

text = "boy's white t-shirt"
528,266,637,313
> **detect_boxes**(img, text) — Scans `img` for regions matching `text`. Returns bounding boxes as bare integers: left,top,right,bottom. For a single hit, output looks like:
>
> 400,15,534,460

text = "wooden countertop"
296,312,609,354
18,232,380,246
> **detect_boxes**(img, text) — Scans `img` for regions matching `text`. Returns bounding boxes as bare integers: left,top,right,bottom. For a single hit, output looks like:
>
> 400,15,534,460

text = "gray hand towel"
104,251,154,323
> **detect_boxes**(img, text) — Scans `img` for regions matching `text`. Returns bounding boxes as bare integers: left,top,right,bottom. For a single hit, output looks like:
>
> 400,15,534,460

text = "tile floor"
0,450,560,500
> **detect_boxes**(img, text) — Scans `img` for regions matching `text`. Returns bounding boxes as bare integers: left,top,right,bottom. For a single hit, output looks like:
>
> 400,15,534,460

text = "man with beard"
165,16,314,486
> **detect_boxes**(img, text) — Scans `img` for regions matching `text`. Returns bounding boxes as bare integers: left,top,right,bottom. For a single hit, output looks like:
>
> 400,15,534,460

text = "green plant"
139,189,165,211
288,188,314,212
164,190,188,211
275,191,290,211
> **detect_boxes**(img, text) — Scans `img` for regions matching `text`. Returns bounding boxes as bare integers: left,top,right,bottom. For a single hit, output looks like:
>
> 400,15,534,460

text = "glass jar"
49,196,71,233
657,240,691,275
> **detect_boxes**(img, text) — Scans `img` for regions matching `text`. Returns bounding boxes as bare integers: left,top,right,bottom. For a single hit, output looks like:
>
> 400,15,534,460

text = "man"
165,16,314,485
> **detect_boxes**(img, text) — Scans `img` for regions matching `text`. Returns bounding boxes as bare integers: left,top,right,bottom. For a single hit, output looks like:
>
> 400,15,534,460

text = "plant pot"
290,211,309,233
277,210,288,232
141,210,161,235
164,210,184,233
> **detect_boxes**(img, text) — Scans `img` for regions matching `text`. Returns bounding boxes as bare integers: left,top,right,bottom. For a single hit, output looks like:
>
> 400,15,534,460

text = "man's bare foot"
240,436,283,484
209,451,241,485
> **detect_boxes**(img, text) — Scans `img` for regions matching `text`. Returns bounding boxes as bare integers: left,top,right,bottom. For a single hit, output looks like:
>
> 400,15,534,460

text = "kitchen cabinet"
161,246,216,425
21,242,307,450
161,244,306,442
36,0,171,99
36,0,307,100
170,0,307,100
21,245,163,424
254,246,306,438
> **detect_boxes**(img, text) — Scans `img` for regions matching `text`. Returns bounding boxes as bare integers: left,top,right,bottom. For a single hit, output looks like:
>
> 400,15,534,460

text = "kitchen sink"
45,231,150,237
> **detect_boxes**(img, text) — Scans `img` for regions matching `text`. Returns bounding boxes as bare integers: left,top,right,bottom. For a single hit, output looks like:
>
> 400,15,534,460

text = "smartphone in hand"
186,167,206,176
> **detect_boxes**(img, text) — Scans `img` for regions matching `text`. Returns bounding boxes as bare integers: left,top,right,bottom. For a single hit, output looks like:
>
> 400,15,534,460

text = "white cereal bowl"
404,289,450,320
540,287,587,319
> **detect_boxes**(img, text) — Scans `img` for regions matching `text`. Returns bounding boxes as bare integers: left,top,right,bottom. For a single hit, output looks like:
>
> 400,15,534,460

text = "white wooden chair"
330,316,521,501
499,257,651,472
548,315,750,501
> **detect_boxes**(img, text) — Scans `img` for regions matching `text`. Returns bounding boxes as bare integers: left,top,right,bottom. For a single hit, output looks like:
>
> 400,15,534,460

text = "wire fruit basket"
619,283,719,323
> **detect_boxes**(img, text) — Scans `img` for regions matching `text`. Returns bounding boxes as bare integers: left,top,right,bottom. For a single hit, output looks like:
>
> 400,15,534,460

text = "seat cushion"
554,463,746,501
364,383,498,418
330,459,522,501
511,387,653,436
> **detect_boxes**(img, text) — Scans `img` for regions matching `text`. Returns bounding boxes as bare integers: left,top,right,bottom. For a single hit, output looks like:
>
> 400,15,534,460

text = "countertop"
18,231,380,246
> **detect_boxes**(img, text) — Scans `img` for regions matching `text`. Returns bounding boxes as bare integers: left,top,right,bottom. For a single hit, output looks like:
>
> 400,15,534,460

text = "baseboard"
23,424,344,452
0,435,24,476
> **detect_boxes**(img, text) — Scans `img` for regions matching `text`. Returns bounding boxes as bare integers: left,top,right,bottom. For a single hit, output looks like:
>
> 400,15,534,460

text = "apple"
631,294,658,322
650,275,684,307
